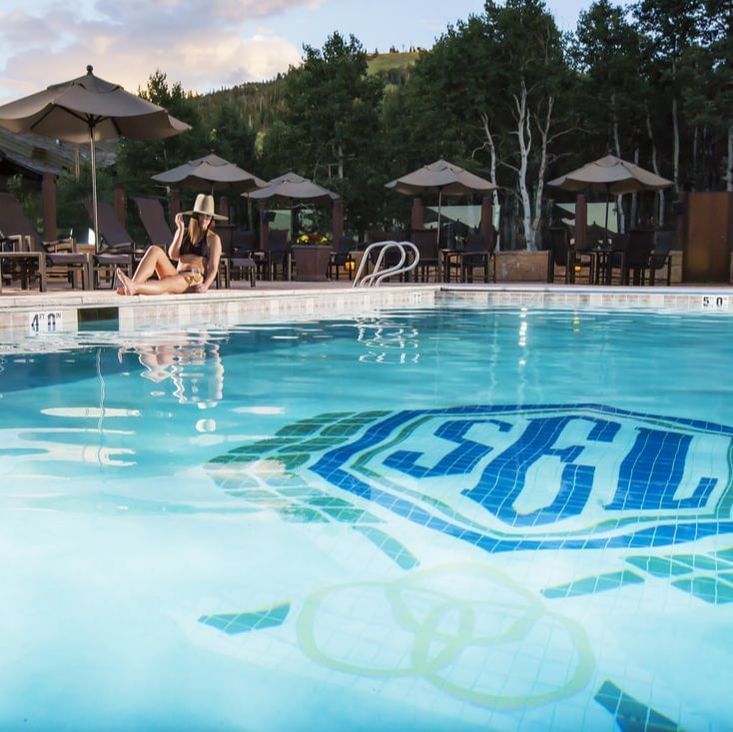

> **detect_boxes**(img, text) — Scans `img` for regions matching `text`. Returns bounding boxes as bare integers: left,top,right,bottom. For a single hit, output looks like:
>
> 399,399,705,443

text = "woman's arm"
168,213,186,260
195,234,222,293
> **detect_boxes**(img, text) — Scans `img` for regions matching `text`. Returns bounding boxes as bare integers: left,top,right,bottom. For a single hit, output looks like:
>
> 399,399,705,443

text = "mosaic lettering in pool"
207,404,733,554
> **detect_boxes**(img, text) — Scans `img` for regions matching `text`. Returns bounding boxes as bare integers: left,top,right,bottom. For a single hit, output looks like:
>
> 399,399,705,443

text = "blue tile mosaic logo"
208,404,733,555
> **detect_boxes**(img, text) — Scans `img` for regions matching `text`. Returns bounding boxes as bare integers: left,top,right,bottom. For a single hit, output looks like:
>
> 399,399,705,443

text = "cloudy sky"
0,0,633,103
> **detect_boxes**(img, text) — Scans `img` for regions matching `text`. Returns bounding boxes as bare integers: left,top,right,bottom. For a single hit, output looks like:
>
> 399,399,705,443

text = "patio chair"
410,229,440,282
221,230,256,288
132,196,172,248
623,229,668,285
256,229,290,280
84,200,134,288
454,231,496,283
548,227,591,284
328,236,357,280
0,192,90,291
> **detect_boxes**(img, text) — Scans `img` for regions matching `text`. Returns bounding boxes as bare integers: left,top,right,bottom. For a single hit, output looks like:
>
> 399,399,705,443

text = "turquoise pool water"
1,305,732,731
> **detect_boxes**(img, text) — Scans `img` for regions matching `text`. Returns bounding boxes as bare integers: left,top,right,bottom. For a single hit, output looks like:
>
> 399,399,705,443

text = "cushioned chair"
0,192,90,291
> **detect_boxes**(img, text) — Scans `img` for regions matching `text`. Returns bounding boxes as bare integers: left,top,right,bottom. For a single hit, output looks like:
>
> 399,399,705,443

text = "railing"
353,241,420,288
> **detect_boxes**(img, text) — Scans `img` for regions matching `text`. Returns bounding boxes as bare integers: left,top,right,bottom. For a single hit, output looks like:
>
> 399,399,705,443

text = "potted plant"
292,232,332,282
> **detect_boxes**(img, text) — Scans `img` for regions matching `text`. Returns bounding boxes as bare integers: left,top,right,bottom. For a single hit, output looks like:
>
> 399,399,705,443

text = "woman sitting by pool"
117,193,224,296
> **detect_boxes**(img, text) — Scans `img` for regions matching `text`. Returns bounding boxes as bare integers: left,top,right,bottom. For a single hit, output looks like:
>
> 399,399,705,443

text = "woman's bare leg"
132,246,178,283
117,268,189,296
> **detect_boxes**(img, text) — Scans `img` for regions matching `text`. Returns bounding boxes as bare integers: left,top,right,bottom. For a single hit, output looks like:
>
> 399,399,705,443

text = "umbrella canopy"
152,153,265,193
246,172,339,203
547,154,672,195
386,159,496,243
0,65,190,253
548,154,673,248
386,159,497,197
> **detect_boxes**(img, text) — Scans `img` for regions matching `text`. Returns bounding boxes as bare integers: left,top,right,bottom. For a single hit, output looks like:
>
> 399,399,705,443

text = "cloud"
0,0,318,102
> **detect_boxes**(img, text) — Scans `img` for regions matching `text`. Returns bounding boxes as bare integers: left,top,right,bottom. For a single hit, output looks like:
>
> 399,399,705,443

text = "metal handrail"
353,241,420,288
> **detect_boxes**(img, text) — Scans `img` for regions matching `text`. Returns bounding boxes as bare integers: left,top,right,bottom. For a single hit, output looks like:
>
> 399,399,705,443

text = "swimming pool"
1,303,731,730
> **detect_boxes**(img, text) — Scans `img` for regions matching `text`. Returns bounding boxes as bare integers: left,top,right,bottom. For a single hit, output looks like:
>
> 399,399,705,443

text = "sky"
0,0,634,103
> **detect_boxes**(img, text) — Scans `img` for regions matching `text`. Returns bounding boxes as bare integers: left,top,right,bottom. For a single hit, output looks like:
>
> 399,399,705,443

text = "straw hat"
181,193,227,221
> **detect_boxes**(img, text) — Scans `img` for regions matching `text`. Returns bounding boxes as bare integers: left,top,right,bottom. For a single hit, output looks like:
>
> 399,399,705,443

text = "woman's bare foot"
115,268,137,296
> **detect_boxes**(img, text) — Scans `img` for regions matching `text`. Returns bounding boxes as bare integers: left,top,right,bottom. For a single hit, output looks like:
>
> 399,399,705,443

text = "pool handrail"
353,241,420,288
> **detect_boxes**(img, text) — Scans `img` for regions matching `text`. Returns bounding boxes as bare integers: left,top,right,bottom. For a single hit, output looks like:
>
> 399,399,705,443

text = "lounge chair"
84,200,134,288
132,196,173,248
0,192,90,291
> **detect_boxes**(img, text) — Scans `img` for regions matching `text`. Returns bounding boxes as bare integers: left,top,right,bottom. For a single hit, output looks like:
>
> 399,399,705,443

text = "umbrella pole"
604,186,610,250
436,189,443,245
89,125,100,255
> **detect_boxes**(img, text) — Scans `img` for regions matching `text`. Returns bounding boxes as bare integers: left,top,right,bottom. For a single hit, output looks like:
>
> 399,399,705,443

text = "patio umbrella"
152,152,265,193
548,154,673,247
0,65,190,253
386,159,497,243
246,172,339,238
247,172,339,204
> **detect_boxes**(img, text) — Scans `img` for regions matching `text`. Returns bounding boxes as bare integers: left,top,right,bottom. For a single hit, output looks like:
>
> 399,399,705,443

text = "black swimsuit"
180,231,209,258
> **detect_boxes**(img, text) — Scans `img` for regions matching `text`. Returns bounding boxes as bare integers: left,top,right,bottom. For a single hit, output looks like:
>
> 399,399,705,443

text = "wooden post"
41,172,57,242
170,188,181,228
259,205,269,251
114,182,126,227
575,194,587,250
332,199,344,243
411,197,425,231
480,196,493,249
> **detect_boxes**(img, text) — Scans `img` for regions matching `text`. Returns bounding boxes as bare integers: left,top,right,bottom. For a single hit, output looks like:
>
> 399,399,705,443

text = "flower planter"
292,245,332,282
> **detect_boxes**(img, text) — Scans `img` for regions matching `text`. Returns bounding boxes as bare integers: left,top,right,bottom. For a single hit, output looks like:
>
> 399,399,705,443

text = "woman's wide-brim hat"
181,193,227,221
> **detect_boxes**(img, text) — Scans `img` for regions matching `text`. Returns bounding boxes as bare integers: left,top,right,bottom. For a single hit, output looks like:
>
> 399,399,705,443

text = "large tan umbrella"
0,65,190,252
386,159,497,242
548,154,673,246
152,152,265,193
246,172,339,203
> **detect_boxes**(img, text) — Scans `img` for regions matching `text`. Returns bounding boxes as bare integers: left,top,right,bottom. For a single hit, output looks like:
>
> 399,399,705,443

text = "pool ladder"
353,241,420,288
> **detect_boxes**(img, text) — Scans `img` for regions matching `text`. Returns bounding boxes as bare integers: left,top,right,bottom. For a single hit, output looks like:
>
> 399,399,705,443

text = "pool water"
1,305,732,731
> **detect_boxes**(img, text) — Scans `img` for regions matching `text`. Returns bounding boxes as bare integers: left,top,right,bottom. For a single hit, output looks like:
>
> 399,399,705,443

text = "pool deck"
1,280,732,335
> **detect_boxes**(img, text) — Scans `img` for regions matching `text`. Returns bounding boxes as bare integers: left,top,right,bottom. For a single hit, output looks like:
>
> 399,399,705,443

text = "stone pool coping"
0,282,732,335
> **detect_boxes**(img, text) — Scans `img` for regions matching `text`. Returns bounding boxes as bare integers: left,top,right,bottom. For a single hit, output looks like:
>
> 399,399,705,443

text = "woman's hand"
191,282,209,294
175,212,185,231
